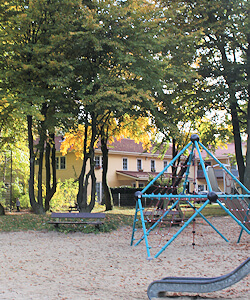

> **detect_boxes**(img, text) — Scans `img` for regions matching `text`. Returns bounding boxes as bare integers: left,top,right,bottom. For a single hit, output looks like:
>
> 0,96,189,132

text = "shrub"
19,194,31,209
50,178,78,211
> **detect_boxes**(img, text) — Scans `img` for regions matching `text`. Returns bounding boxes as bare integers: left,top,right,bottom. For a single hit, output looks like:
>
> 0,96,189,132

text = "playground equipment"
130,134,250,259
147,257,250,299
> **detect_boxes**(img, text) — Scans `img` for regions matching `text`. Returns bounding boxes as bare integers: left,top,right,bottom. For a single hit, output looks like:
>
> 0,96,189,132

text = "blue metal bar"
198,141,250,194
142,194,250,199
141,142,193,194
216,200,250,235
137,195,153,260
131,200,139,246
194,141,212,192
218,195,250,199
187,201,228,242
142,194,209,199
134,198,180,247
182,144,195,194
155,200,210,258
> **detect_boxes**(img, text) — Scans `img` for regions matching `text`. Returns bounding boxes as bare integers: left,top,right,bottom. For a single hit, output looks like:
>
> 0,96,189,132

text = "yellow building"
50,137,241,201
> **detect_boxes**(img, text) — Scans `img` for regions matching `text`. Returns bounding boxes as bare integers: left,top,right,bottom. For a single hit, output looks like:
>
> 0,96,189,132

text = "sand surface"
0,216,249,300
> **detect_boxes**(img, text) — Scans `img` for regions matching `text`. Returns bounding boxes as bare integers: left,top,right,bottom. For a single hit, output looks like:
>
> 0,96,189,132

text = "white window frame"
56,156,66,170
95,156,102,168
96,182,102,203
151,160,156,172
123,158,128,170
137,159,142,171
163,160,168,170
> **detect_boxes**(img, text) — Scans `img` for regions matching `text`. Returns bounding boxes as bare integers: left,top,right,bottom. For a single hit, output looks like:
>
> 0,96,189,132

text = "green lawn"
0,204,227,233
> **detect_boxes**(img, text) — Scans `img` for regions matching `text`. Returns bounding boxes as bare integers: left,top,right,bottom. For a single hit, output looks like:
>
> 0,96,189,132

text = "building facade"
37,137,241,202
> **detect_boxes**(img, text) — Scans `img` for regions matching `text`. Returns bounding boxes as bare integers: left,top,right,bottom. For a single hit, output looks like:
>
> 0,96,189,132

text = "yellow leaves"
114,114,156,152
60,114,156,157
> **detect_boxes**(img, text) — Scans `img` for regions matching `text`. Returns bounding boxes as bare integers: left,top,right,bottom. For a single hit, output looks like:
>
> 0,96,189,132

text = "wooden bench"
48,212,105,230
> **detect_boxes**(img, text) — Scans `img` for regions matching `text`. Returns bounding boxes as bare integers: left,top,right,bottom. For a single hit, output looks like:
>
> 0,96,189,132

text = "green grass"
0,204,227,233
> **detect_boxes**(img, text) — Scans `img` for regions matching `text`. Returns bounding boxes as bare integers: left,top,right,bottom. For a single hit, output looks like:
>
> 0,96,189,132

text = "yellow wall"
36,147,235,199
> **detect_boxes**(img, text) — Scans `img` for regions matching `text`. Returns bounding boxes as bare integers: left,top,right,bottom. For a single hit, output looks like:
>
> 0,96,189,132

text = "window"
123,158,128,170
137,159,142,171
198,161,211,170
95,156,102,168
56,157,66,170
139,183,144,188
198,184,207,192
163,160,168,172
151,160,156,172
96,182,102,203
60,157,66,169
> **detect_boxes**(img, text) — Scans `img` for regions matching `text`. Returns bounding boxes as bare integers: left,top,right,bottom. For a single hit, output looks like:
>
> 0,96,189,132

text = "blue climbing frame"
130,134,250,259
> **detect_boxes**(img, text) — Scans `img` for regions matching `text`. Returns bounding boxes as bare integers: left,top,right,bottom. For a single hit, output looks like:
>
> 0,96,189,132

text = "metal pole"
10,150,12,212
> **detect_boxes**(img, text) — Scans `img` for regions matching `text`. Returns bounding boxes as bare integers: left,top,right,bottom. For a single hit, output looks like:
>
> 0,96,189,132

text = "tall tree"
164,0,249,183
194,0,249,184
0,0,80,213
64,0,171,211
159,0,249,188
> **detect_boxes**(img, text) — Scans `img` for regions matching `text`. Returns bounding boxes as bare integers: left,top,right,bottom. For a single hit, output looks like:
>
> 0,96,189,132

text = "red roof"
54,136,239,158
55,136,172,156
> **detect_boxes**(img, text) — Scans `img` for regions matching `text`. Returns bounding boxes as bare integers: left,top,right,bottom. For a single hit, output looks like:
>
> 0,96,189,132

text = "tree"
166,0,248,183
158,0,248,188
59,0,171,211
193,0,249,184
0,0,80,213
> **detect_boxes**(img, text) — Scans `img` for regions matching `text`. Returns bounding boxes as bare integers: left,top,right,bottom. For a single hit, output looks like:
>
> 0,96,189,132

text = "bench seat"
48,212,105,230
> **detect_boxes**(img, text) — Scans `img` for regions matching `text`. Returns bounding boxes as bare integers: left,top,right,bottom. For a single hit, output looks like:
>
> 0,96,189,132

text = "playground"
0,216,249,299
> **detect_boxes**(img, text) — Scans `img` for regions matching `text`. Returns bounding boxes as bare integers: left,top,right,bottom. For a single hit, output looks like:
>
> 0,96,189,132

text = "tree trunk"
243,33,250,193
37,134,45,206
101,137,113,211
27,115,45,214
85,116,97,212
229,100,245,183
218,41,245,184
0,203,5,215
77,116,97,212
45,133,57,211
77,123,88,210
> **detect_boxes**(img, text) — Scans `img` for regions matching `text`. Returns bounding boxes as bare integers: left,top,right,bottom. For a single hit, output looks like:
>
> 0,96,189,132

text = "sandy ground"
0,216,249,300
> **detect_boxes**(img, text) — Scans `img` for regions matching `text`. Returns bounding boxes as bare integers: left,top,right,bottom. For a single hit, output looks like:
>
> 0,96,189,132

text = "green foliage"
0,181,6,206
50,179,78,211
19,194,31,209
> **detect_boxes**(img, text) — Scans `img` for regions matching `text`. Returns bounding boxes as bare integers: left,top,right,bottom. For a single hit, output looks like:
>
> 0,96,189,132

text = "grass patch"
181,203,228,218
0,204,227,233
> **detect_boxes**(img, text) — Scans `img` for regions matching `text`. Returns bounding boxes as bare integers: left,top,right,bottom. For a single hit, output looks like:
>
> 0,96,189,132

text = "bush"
19,194,31,209
50,179,78,211
0,181,6,207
